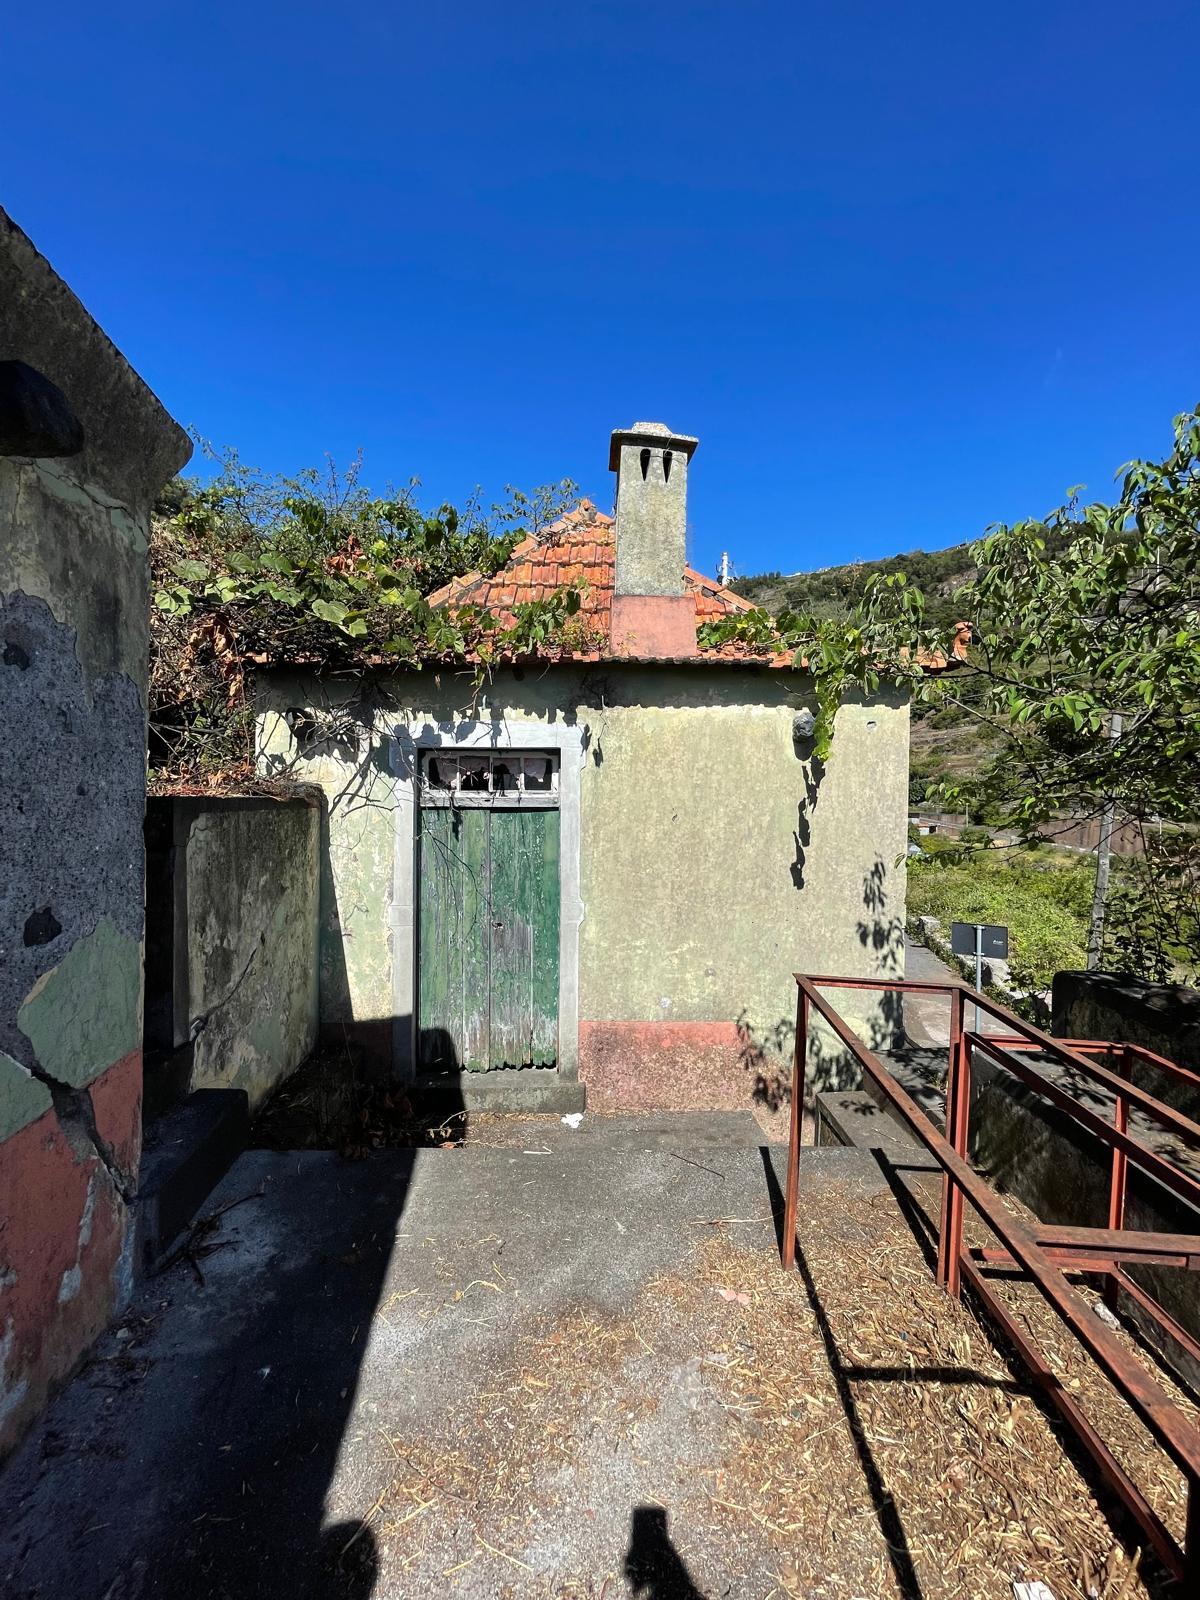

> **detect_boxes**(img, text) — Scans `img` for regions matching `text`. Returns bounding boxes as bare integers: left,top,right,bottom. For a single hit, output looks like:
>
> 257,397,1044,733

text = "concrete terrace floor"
0,1112,1167,1600
0,1115,815,1599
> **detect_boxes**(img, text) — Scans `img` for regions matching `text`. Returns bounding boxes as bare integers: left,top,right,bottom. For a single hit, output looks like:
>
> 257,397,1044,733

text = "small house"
257,423,910,1112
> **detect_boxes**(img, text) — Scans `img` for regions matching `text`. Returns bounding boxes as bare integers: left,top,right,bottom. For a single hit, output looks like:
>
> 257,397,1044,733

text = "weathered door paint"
418,806,559,1071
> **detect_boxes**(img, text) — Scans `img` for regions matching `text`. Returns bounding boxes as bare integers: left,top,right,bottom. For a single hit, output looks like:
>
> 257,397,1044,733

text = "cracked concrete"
18,1054,137,1205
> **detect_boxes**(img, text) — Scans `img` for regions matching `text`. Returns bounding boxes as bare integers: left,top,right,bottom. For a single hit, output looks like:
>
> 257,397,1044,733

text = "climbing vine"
149,446,584,785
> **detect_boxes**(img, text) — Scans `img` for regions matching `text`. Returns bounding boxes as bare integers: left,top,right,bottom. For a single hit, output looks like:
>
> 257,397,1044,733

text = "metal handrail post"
1105,1046,1132,1313
937,985,966,1292
781,984,808,1271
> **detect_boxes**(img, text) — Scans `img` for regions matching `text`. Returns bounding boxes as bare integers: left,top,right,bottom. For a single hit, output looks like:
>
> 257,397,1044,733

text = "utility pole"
719,551,730,585
1087,711,1124,969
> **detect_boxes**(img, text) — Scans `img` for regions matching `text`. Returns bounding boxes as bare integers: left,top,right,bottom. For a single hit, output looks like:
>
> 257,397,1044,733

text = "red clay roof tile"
429,498,764,664
427,498,964,671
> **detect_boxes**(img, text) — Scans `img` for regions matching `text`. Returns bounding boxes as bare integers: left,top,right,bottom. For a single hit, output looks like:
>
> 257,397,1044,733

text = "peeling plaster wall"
147,796,320,1110
0,208,190,1457
256,663,909,1105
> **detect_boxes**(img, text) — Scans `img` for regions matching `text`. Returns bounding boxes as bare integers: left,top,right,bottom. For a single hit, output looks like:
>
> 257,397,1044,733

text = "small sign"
950,921,1009,960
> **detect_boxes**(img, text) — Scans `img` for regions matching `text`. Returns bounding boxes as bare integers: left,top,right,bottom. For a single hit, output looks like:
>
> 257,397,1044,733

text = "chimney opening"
639,447,651,481
662,449,673,483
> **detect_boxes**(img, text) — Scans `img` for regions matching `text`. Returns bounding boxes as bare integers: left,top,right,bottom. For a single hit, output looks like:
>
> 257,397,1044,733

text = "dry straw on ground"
346,1157,1188,1598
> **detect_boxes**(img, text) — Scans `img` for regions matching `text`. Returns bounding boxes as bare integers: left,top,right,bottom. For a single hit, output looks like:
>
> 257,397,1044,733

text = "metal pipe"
958,1253,1185,1580
967,1034,1200,1215
1106,1048,1132,1312
964,992,1200,1149
787,973,1200,1583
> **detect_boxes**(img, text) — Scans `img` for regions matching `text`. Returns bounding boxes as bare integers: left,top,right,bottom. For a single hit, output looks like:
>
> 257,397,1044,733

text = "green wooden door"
418,805,559,1072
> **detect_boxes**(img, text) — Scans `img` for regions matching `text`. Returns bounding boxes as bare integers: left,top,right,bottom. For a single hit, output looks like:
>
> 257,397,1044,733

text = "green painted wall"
0,1052,52,1145
17,919,141,1091
258,662,909,1080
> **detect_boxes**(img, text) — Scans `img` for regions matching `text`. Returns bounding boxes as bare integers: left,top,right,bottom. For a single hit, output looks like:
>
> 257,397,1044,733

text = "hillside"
734,540,976,628
734,540,992,802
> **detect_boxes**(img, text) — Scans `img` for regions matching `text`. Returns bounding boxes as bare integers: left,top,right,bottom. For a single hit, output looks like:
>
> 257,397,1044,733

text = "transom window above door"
419,749,559,806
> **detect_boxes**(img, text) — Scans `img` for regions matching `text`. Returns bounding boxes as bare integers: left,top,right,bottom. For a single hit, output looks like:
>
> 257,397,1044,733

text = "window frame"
418,748,560,809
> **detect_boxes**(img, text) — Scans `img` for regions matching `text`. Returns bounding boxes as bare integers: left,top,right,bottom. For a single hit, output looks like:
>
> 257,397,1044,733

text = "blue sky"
6,2,1199,579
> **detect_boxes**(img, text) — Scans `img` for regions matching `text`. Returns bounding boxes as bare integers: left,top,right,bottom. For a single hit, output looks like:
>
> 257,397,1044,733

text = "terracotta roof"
429,498,766,664
429,499,971,670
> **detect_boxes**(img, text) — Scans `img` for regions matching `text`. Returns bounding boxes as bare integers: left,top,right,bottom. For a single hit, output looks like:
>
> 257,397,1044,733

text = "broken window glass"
459,755,490,792
420,749,557,801
524,756,553,792
426,754,456,791
492,758,519,793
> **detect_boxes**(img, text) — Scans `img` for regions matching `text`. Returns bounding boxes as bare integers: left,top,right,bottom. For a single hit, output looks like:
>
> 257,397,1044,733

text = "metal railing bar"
967,1035,1200,1212
792,976,1200,1480
963,992,1200,1148
956,1252,1184,1579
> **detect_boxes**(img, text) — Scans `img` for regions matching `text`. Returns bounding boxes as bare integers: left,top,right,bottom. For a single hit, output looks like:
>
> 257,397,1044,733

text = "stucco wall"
0,209,189,1457
257,662,909,1107
152,796,320,1110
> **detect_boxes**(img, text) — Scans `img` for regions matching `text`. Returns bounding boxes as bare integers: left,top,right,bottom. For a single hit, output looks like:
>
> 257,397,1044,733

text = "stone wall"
256,663,910,1108
0,209,189,1457
144,795,320,1112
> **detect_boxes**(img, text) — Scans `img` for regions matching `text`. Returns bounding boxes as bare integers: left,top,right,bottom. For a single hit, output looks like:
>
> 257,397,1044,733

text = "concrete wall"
256,662,910,1108
145,796,320,1112
0,210,189,1456
1054,971,1200,1102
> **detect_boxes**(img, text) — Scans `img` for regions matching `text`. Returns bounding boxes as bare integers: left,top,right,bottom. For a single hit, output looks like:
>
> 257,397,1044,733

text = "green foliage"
698,570,928,760
1106,833,1200,983
702,405,1200,983
736,543,977,627
909,847,1093,991
149,445,582,781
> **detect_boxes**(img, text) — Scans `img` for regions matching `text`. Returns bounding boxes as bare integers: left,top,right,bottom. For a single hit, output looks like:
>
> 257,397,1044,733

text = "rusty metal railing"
781,973,1200,1583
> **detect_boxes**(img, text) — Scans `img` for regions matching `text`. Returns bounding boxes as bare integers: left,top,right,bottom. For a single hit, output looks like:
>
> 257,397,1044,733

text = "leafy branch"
149,445,583,783
699,405,1200,980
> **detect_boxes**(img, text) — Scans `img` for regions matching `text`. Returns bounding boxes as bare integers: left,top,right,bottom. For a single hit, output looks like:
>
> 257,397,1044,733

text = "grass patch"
909,844,1092,991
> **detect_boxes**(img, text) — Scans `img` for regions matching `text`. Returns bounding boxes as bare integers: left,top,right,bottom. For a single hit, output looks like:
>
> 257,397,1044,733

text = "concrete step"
413,1067,586,1116
136,1089,249,1270
460,1110,771,1154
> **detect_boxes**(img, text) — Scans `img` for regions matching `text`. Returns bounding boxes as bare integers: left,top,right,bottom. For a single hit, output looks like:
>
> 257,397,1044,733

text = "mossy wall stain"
181,799,320,1109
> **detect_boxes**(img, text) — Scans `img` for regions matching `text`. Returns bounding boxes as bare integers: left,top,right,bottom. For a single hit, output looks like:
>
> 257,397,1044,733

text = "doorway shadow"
624,1505,708,1599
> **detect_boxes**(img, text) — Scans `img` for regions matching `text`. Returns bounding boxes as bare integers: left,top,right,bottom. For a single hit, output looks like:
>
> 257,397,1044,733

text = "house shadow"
90,792,462,1599
113,1015,467,1599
